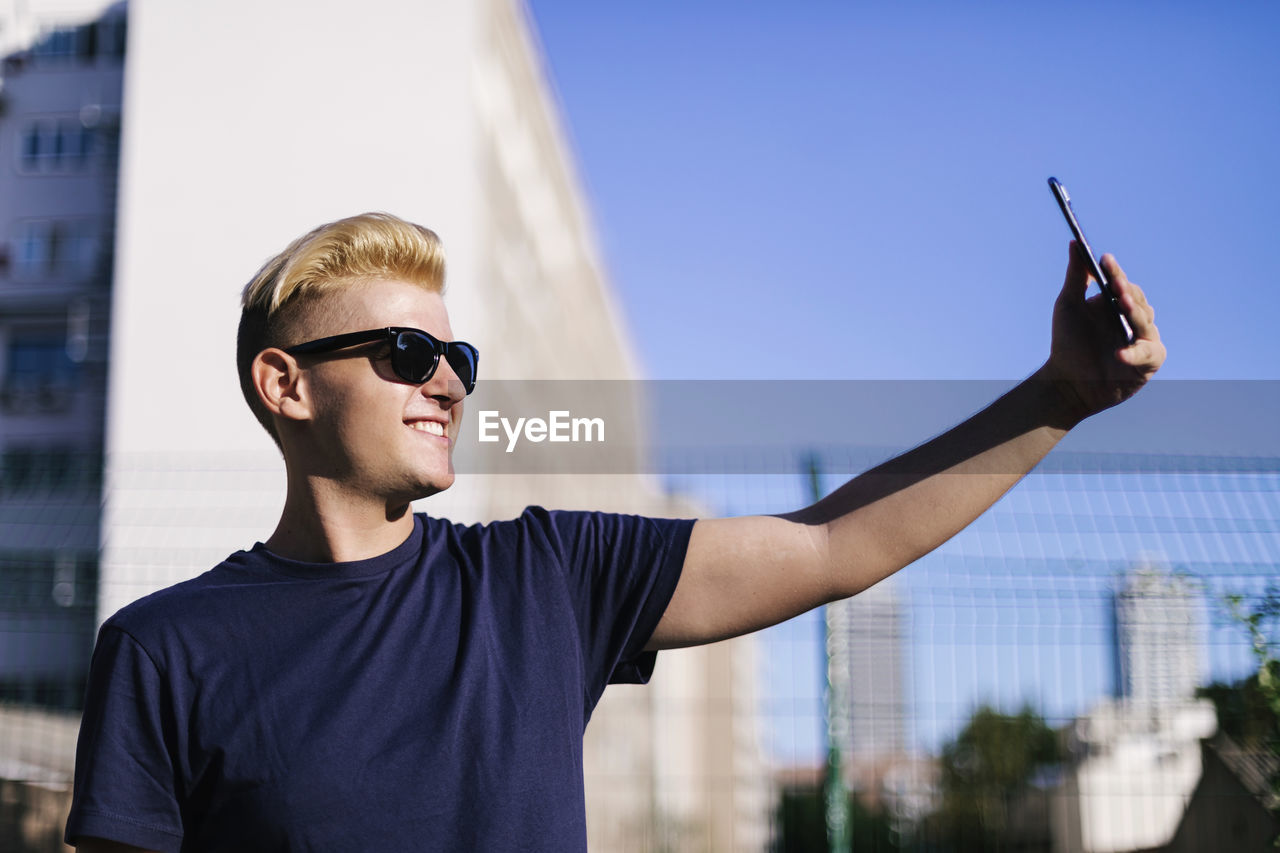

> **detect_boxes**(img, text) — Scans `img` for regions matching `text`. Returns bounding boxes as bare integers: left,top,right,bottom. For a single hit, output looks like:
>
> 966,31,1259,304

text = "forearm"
781,366,1084,599
653,249,1161,651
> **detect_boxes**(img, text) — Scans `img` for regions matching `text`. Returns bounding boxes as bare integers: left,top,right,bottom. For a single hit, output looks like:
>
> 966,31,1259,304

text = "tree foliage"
1199,673,1279,745
1220,588,1280,833
772,785,899,853
927,704,1059,851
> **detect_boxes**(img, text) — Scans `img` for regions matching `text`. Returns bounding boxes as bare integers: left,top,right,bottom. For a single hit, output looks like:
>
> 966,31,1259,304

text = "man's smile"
405,418,449,439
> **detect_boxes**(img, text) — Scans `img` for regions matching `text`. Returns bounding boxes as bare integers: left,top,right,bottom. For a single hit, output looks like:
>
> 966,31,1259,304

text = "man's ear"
252,349,311,423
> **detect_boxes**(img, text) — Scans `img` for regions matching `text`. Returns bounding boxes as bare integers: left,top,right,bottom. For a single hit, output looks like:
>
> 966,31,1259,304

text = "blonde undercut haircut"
236,212,448,445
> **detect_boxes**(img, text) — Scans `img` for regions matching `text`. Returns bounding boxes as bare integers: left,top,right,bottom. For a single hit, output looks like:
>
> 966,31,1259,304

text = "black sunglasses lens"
393,332,438,384
392,333,478,393
445,345,478,393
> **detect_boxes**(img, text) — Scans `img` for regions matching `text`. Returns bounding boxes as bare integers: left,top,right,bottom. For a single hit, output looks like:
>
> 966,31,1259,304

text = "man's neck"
264,480,416,563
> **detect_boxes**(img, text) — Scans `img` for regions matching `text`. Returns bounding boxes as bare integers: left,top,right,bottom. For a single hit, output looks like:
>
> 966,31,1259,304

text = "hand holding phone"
1047,177,1136,345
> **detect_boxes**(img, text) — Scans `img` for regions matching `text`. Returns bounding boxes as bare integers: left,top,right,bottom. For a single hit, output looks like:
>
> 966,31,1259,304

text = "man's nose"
422,357,466,405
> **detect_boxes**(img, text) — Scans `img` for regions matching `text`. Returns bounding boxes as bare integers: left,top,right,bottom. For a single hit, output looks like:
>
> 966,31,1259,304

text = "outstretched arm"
647,244,1165,650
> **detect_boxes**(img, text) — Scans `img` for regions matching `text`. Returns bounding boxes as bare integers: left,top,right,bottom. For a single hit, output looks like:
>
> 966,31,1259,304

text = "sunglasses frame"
284,327,478,395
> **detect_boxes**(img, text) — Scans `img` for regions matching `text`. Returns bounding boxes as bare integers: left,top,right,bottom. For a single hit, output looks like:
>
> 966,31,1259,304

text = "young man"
66,212,1164,851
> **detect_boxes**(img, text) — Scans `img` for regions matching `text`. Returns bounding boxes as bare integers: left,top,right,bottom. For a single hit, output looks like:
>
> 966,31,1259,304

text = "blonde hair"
236,212,447,444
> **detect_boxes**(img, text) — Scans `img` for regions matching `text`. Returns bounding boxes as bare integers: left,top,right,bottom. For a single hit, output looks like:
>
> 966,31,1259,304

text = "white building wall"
472,8,769,849
646,637,772,853
98,0,672,613
1054,699,1217,853
100,0,486,614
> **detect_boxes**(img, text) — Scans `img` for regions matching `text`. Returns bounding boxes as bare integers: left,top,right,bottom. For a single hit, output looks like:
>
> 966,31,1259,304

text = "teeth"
410,421,445,436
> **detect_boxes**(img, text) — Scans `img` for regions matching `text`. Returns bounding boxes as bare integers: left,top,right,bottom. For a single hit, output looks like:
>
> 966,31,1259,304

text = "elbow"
821,526,903,603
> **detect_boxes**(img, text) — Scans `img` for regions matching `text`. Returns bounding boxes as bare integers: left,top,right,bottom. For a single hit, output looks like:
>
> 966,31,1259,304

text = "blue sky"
526,1,1280,759
527,1,1279,382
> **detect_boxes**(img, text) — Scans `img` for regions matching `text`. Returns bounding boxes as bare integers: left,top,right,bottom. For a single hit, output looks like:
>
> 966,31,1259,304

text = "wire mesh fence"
0,448,1276,851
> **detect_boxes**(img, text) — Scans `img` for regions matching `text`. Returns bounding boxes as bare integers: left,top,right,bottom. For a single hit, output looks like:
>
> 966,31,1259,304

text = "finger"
1099,253,1128,289
1128,311,1161,348
1121,281,1150,313
1119,281,1155,326
1116,337,1167,374
1100,254,1132,307
1100,253,1159,338
1115,339,1150,366
1118,306,1164,352
1060,240,1090,300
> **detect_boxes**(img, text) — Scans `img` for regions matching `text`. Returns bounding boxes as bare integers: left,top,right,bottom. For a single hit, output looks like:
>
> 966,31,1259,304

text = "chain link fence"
0,447,1276,851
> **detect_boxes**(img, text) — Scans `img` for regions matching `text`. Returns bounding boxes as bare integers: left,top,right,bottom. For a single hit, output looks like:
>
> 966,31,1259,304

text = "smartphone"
1047,177,1136,345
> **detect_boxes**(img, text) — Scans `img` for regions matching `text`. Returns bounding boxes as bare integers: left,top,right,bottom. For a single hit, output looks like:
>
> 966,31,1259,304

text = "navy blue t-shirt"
66,508,693,852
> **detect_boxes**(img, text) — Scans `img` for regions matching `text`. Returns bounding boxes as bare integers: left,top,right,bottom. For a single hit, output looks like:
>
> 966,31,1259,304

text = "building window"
97,16,127,60
0,447,91,494
14,221,53,276
25,13,124,66
31,24,96,64
21,127,40,164
0,550,94,616
9,219,99,280
0,336,80,410
64,222,99,275
4,333,79,392
17,120,94,173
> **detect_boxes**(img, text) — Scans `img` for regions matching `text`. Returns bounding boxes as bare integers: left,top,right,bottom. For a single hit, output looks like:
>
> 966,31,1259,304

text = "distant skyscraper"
835,579,908,760
1113,566,1202,707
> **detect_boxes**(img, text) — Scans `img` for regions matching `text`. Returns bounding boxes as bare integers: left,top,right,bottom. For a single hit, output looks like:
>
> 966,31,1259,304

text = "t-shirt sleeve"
529,508,694,702
65,624,185,852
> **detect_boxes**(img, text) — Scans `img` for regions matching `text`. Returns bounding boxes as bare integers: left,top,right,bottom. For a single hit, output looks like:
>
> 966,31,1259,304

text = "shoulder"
441,506,686,547
419,507,685,567
423,506,566,548
101,550,261,646
444,507,695,570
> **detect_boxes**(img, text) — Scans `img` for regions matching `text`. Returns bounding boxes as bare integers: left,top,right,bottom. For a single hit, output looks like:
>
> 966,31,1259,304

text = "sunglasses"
285,327,479,395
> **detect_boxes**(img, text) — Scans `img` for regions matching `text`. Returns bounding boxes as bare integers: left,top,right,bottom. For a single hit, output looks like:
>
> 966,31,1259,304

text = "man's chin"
387,475,453,517
411,469,456,501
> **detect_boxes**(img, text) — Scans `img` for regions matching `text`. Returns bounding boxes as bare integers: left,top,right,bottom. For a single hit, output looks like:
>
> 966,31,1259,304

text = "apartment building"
0,0,124,709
